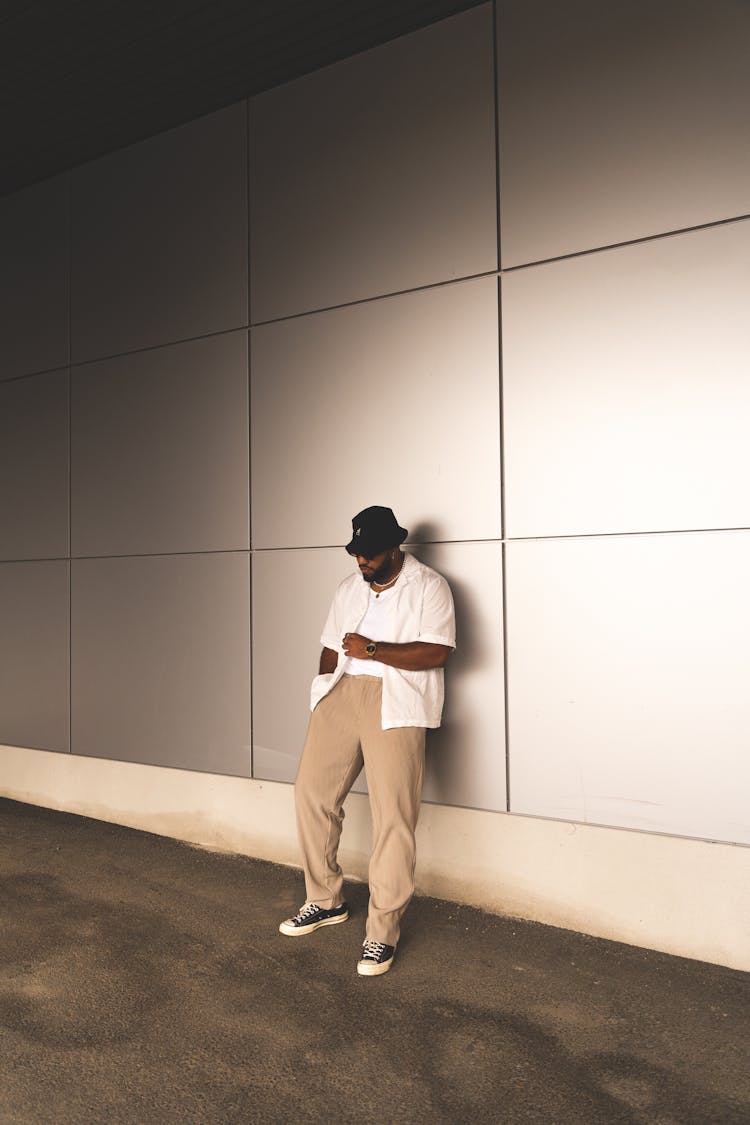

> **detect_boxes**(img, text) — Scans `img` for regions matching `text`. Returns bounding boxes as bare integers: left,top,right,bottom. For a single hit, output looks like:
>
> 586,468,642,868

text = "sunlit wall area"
498,0,750,849
1,0,749,967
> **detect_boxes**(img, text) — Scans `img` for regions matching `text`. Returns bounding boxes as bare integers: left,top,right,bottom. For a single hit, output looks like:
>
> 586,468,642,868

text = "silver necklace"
372,561,403,598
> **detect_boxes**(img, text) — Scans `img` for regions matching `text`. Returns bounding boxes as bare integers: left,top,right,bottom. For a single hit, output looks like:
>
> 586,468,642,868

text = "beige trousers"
295,674,426,947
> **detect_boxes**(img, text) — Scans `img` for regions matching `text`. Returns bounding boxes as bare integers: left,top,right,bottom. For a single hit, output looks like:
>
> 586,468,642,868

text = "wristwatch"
365,641,378,658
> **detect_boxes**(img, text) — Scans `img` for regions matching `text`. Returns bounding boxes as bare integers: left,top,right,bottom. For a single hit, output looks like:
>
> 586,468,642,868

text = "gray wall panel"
252,547,347,784
0,370,69,561
251,277,501,549
499,0,750,266
250,4,497,322
253,541,506,812
503,220,750,539
0,560,69,751
0,175,69,380
506,532,750,845
71,553,251,775
71,332,249,557
72,102,248,362
413,540,506,811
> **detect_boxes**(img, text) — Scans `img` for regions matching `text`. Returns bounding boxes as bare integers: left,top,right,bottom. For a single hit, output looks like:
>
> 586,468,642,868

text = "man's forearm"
319,647,338,674
341,633,451,671
369,640,451,671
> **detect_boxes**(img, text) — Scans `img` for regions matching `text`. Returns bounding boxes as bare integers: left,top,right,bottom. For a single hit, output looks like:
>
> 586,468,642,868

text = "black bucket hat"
346,506,408,557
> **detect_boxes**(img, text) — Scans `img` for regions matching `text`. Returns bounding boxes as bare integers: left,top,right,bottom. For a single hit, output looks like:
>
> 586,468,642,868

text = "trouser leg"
359,678,426,947
295,677,364,909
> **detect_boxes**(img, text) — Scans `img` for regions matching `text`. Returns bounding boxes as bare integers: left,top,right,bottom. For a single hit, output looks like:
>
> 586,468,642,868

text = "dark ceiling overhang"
0,0,487,198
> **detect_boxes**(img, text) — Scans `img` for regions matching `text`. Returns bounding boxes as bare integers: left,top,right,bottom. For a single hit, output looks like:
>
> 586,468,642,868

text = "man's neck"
372,551,404,589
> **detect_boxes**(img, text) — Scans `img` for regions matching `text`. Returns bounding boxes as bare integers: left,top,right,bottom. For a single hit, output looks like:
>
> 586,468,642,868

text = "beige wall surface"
250,277,501,551
71,553,251,776
250,3,497,322
71,102,248,362
0,563,70,752
71,332,250,558
0,368,69,560
506,531,750,845
0,1,748,965
0,174,69,380
498,0,750,266
502,220,750,539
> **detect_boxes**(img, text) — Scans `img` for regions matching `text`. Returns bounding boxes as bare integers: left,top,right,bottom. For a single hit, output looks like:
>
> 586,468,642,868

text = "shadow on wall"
408,526,494,807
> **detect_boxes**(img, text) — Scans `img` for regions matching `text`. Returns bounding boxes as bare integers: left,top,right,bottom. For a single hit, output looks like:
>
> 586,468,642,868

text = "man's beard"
360,558,391,584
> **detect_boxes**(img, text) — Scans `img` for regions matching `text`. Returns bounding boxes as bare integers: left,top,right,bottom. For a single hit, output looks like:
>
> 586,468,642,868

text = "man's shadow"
407,522,493,808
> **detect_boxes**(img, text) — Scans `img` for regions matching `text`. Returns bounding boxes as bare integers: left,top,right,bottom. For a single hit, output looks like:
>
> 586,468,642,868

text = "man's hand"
319,647,338,675
342,632,370,659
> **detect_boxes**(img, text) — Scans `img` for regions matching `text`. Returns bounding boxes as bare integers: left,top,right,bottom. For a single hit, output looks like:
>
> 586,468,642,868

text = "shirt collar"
352,551,416,605
400,551,419,585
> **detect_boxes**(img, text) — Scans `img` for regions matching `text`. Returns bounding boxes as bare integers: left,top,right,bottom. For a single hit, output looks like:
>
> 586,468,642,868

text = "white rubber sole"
278,910,349,936
357,955,394,977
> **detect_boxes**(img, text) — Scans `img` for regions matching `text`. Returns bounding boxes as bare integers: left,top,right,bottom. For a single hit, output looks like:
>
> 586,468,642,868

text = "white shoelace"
361,940,387,960
293,902,322,923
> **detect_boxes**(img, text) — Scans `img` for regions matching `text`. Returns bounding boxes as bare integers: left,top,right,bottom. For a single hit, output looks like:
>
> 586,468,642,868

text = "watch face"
366,643,377,656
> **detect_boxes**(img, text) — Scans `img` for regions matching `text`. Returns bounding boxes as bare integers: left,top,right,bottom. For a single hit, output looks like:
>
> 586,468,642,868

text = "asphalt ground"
1,797,748,1124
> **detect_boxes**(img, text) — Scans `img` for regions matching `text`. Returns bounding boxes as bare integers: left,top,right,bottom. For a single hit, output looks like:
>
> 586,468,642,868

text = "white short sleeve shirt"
310,553,456,730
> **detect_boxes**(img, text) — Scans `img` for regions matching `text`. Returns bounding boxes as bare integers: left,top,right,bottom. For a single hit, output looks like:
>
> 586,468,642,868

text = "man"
279,505,456,976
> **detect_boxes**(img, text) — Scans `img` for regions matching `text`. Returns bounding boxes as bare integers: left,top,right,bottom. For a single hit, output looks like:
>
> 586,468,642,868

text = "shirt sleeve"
418,573,456,649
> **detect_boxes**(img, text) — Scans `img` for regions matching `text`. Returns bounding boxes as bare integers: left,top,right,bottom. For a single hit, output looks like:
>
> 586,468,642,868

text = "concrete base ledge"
1,744,748,972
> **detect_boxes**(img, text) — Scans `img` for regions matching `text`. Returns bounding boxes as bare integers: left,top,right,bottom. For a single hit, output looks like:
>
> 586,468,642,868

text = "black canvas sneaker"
357,940,395,976
278,901,349,936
